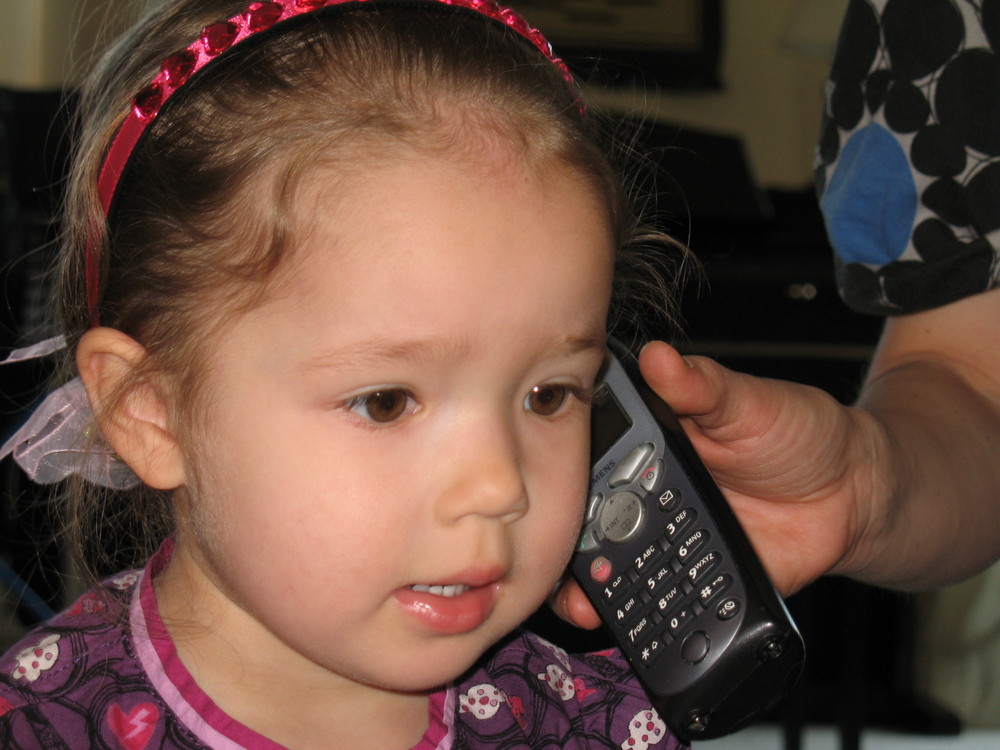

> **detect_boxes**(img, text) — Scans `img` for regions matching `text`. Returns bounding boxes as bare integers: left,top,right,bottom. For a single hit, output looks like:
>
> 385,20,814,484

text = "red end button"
590,556,612,583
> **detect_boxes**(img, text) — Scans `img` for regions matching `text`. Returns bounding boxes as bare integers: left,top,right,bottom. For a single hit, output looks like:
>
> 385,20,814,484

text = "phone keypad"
577,439,747,684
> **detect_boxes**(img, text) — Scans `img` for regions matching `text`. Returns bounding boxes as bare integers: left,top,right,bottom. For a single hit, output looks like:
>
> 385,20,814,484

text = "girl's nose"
434,419,529,525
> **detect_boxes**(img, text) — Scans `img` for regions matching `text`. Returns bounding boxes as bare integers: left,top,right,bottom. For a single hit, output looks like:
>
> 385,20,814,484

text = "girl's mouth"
396,580,500,634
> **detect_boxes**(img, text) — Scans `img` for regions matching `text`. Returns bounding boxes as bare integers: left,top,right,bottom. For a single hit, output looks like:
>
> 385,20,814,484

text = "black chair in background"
1,87,74,633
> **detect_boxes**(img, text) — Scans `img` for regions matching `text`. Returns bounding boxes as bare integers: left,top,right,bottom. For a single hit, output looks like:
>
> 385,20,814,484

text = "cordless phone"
571,343,804,740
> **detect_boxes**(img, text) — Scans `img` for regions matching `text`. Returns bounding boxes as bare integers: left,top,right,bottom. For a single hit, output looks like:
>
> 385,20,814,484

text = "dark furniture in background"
1,88,73,632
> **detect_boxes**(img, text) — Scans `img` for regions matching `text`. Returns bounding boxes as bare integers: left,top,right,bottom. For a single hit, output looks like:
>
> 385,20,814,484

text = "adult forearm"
841,357,1000,590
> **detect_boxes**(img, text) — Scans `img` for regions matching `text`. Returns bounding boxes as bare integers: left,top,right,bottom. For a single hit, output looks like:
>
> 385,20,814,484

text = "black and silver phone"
571,343,804,740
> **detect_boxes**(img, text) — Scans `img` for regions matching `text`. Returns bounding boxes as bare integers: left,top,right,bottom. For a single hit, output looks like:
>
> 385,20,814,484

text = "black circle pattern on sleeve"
816,0,1000,315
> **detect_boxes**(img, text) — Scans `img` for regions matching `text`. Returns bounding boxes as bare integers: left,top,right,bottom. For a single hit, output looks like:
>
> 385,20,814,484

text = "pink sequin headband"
88,0,578,322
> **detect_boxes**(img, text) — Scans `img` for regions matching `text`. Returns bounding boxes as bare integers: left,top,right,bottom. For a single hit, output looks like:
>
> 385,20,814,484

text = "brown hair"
57,0,687,577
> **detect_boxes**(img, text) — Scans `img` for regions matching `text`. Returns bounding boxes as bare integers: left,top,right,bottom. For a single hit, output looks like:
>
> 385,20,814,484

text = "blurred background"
2,1,998,748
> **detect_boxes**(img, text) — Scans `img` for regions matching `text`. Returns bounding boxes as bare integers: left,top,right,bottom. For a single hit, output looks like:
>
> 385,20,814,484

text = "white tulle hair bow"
0,336,140,489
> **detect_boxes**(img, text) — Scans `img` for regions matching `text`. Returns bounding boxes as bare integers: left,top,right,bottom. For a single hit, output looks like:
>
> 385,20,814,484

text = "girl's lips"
395,579,501,635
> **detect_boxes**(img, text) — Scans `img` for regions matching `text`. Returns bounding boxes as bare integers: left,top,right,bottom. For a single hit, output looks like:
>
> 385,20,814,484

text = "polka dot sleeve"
816,0,1000,315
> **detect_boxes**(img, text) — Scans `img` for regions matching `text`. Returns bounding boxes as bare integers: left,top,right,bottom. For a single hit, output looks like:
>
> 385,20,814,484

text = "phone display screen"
590,390,632,463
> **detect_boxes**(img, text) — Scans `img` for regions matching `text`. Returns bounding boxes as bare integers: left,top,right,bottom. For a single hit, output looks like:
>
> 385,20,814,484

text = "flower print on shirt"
458,683,508,720
538,663,576,701
112,571,141,590
11,634,61,683
620,708,667,750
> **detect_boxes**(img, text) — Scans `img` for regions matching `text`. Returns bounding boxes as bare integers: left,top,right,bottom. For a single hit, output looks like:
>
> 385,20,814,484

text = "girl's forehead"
251,143,613,332
304,122,576,188
319,149,605,252
277,137,597,249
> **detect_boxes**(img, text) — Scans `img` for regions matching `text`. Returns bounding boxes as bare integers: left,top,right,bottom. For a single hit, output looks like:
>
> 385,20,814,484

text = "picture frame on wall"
516,0,723,90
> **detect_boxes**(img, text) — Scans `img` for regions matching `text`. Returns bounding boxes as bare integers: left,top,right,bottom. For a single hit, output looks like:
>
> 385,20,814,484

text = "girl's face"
159,144,615,698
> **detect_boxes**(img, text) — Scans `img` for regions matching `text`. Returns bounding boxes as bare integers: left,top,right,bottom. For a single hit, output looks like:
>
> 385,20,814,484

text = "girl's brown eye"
350,389,411,423
525,385,569,416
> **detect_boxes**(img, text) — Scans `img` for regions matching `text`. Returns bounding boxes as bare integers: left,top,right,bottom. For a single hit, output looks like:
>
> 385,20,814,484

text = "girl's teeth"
409,584,471,597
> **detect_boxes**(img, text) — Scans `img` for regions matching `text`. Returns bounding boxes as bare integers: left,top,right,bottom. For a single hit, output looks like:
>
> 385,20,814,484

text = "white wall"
0,0,142,89
591,0,839,189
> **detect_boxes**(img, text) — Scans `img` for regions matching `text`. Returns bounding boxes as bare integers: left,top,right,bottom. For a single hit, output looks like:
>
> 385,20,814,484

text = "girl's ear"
76,327,186,490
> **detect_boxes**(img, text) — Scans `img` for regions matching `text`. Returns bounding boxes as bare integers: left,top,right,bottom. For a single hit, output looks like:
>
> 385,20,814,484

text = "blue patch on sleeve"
821,123,917,265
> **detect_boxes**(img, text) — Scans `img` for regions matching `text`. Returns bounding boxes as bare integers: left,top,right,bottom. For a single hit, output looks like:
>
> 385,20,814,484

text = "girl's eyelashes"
344,381,592,424
346,388,417,424
524,384,591,417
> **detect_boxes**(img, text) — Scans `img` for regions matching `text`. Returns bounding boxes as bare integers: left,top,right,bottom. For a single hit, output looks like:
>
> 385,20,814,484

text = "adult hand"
555,340,878,629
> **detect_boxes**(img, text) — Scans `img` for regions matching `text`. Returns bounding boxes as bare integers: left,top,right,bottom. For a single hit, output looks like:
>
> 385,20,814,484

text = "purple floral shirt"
0,543,685,749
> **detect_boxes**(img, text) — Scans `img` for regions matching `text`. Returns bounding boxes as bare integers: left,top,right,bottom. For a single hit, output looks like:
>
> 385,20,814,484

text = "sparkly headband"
87,0,577,321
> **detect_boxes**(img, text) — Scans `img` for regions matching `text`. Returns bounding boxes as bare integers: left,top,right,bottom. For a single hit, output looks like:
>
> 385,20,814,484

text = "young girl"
0,1,686,747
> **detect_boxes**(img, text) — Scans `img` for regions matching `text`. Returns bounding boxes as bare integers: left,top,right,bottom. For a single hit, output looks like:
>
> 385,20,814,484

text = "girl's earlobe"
76,328,186,490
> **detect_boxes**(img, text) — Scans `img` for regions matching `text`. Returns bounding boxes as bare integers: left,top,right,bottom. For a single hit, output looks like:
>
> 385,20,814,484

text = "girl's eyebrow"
299,337,472,372
558,331,608,359
296,331,607,373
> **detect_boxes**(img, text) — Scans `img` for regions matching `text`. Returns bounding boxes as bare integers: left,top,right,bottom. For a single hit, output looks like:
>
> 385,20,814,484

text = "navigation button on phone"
608,443,655,487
